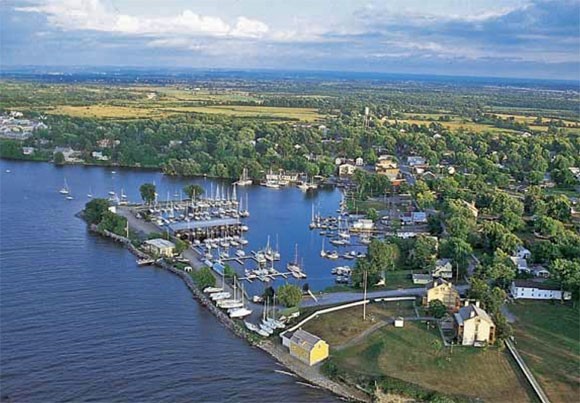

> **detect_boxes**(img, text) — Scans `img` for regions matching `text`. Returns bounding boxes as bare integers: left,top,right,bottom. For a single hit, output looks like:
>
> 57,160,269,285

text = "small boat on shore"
137,258,155,266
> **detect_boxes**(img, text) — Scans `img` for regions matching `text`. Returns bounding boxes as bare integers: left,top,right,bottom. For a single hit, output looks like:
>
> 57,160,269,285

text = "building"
432,259,453,279
286,329,329,366
338,163,357,176
22,147,35,155
530,265,550,278
394,317,405,328
91,151,110,161
412,273,431,285
375,158,400,181
514,245,531,260
351,218,374,232
510,280,571,300
454,302,496,347
355,157,364,166
144,238,175,257
53,146,81,162
407,156,426,166
424,278,460,312
510,257,528,273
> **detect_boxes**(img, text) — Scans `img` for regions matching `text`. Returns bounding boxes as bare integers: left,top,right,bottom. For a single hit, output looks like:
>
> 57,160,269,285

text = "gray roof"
426,277,450,289
168,218,239,232
454,304,494,326
291,329,323,350
512,279,561,291
145,238,175,249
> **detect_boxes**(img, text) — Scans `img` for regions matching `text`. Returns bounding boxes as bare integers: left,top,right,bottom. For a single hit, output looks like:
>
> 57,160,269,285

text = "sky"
1,0,579,80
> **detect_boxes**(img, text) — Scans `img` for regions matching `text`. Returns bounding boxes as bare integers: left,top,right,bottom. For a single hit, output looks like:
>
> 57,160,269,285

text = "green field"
303,301,416,347
331,322,531,402
510,301,580,402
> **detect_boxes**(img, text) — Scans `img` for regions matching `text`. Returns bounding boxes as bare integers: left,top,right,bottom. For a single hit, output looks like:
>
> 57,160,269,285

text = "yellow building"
454,302,496,346
288,329,329,366
144,238,175,257
424,278,460,312
375,159,400,181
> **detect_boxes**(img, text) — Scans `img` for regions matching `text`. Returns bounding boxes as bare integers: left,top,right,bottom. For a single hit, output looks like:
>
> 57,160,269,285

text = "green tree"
410,235,438,270
366,208,379,222
277,284,303,307
139,183,156,204
194,267,216,289
440,237,472,273
223,264,236,278
428,300,447,319
97,211,127,236
183,184,205,199
551,259,580,301
84,198,110,224
54,151,65,165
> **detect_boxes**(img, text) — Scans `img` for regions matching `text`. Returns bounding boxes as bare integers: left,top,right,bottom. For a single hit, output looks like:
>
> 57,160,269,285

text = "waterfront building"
287,329,329,366
144,238,175,257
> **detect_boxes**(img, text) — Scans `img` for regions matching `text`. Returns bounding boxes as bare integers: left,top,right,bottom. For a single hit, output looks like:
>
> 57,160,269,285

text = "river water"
0,160,340,402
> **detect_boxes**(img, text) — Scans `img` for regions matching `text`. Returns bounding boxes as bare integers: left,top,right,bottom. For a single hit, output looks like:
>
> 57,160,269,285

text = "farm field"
331,322,531,402
509,301,580,403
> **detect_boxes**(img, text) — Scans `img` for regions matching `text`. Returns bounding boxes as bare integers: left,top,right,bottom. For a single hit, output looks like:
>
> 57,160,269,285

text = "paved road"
301,284,469,308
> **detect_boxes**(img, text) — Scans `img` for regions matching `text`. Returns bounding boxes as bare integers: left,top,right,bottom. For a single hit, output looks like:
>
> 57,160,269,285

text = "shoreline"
88,222,371,403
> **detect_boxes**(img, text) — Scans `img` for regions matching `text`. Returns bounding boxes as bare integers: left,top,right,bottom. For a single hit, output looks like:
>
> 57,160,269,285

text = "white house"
432,258,453,279
22,147,35,155
355,157,364,166
338,163,357,176
407,156,426,166
510,257,529,273
514,245,531,260
510,280,571,301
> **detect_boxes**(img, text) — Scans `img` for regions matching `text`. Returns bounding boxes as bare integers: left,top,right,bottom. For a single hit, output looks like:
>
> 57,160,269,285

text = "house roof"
291,329,323,350
454,304,494,326
426,277,452,289
436,258,452,267
512,279,561,291
145,238,175,249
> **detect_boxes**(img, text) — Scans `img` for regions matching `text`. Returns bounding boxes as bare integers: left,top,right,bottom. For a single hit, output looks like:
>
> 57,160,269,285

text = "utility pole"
363,269,368,321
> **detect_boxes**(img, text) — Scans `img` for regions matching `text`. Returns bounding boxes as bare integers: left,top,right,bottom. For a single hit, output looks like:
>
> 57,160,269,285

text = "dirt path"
336,320,390,351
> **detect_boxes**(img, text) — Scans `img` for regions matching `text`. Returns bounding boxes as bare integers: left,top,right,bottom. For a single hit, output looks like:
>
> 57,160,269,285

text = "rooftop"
291,329,323,350
145,238,175,249
454,304,494,326
512,279,561,291
168,218,240,232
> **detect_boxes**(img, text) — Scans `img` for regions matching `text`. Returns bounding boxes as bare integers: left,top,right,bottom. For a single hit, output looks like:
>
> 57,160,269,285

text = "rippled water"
0,161,339,402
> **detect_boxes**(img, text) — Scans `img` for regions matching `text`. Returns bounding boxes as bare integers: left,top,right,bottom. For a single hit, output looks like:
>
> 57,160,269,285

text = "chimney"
475,301,480,308
464,300,469,307
470,309,475,318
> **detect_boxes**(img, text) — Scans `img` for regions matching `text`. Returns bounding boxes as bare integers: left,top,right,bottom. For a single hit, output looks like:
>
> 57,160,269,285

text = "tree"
183,184,205,199
428,300,447,319
84,198,110,224
174,238,187,255
410,235,437,270
262,286,275,303
223,264,236,278
440,237,472,273
366,208,379,222
139,183,156,205
545,195,572,222
194,267,216,289
53,151,65,165
97,211,127,236
277,284,303,307
468,277,490,301
551,259,580,301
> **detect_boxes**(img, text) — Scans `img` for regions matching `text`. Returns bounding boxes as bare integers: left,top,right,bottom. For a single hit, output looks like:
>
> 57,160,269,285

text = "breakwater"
92,225,370,402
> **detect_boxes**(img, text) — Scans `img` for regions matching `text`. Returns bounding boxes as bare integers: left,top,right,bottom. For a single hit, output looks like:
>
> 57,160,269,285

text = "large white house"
510,280,571,301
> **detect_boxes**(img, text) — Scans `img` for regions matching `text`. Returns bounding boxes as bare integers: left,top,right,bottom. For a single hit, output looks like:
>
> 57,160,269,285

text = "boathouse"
286,329,329,366
144,238,175,257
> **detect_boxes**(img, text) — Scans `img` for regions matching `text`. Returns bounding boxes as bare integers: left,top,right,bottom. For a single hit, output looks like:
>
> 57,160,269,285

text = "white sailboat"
87,187,93,198
59,178,70,195
235,168,253,186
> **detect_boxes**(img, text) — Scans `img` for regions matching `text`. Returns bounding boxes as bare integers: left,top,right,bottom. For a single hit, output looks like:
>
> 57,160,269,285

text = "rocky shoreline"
89,223,371,402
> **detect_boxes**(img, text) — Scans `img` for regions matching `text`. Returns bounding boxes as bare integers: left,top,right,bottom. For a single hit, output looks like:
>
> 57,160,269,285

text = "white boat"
218,300,244,309
66,195,74,200
59,178,70,195
87,187,93,198
204,287,223,293
256,328,270,337
326,251,339,260
235,168,253,186
259,322,274,334
244,321,259,332
236,250,246,258
211,292,231,301
230,307,252,318
298,182,309,191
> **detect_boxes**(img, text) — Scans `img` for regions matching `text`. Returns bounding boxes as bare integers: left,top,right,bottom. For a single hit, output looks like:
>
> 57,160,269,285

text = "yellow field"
44,105,170,119
42,102,321,121
386,118,517,133
161,105,320,121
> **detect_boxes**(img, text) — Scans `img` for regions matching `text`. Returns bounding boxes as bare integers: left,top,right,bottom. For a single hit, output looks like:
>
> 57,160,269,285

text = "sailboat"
59,178,70,195
235,168,253,186
320,238,327,257
239,193,250,217
287,244,301,272
87,187,93,198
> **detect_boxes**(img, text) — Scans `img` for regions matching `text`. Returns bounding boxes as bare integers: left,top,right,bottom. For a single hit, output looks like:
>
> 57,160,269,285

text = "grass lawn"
159,105,321,121
332,322,531,402
509,300,580,402
303,301,416,347
44,104,172,119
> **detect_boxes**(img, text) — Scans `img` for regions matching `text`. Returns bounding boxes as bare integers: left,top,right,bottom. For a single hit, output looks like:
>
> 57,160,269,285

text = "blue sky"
2,0,579,79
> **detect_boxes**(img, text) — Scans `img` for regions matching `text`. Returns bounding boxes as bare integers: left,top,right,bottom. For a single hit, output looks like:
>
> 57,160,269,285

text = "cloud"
16,0,268,38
